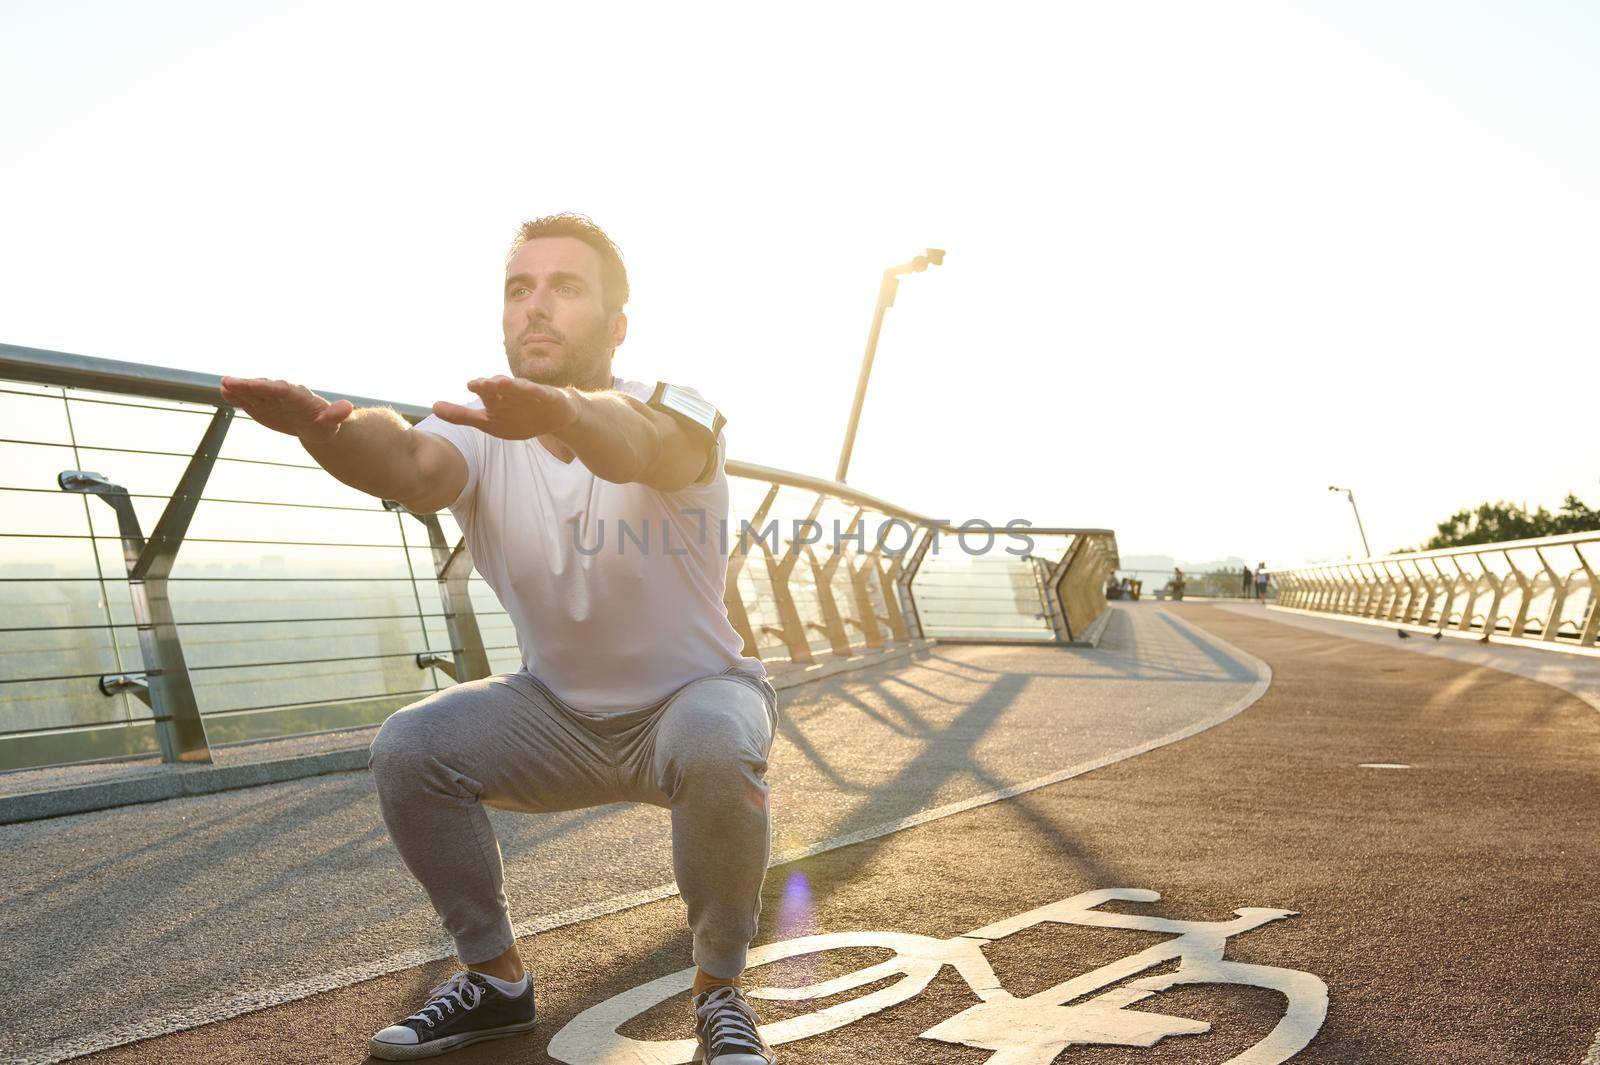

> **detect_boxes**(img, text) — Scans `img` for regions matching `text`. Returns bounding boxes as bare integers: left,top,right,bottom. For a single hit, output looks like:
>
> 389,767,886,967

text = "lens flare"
769,871,820,987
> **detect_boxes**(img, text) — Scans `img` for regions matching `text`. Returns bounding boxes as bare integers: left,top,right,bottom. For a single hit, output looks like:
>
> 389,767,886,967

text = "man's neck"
538,435,576,463
532,361,614,462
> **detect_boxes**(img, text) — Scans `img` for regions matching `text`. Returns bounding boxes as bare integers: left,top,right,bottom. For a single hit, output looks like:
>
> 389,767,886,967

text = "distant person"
1242,565,1253,598
1170,566,1186,601
1256,562,1270,602
222,214,778,1063
1106,571,1121,600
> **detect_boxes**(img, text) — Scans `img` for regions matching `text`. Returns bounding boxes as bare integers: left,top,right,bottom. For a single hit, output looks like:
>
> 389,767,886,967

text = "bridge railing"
0,344,1117,772
1272,533,1599,650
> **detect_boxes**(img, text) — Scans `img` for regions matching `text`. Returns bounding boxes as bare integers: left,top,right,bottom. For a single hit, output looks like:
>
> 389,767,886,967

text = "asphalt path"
1,604,1263,1064
1218,600,1600,712
63,604,1600,1064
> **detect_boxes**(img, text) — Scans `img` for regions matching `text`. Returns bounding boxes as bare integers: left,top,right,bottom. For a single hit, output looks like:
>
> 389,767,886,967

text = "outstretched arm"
219,376,467,512
432,375,712,491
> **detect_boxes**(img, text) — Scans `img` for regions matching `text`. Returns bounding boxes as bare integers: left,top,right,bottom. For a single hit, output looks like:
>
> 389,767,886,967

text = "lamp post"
835,248,945,484
1328,485,1372,557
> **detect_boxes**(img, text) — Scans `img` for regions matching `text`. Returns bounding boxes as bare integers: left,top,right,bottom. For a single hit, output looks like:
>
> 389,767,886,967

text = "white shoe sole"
368,1017,537,1060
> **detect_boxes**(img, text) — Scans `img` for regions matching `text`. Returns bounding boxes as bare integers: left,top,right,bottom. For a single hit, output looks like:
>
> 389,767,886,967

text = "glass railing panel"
826,550,863,638
0,385,74,443
63,393,219,453
96,537,420,581
0,612,125,686
1,439,100,494
191,652,436,717
913,530,1055,640
1556,582,1593,638
1477,551,1513,578
1575,542,1600,579
0,534,104,585
222,413,339,465
0,488,96,538
201,691,424,745
1521,588,1557,634
861,560,891,630
735,566,790,660
3,677,140,736
1493,587,1525,632
785,564,834,656
726,476,775,515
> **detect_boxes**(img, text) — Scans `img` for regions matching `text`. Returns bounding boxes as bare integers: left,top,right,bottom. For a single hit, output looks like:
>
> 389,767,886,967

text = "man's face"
501,236,625,389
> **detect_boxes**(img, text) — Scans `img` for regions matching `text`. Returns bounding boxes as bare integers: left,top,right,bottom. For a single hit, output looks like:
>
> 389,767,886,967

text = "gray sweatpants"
368,664,778,978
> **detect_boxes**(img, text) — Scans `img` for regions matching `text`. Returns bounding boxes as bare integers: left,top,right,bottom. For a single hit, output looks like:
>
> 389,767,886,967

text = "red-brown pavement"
81,604,1600,1064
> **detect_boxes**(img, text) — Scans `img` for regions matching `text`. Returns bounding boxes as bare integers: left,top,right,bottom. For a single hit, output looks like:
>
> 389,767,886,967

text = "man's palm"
433,376,577,441
219,377,354,442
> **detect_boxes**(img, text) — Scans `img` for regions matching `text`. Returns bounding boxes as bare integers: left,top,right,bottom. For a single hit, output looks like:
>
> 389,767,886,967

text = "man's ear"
609,311,628,350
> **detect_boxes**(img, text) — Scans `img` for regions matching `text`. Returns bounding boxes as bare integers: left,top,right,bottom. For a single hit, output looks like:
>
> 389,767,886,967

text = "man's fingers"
433,400,492,429
221,377,301,407
469,376,561,408
468,376,522,401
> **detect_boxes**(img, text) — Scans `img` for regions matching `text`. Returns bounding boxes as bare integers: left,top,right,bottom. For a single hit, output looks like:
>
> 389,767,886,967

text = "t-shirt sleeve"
411,404,486,514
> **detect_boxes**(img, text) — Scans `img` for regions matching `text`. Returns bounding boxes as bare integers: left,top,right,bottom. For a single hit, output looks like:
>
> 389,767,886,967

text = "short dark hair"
507,213,629,314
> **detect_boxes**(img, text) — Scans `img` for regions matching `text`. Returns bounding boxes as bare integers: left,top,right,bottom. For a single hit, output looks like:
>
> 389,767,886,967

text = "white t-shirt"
412,374,764,713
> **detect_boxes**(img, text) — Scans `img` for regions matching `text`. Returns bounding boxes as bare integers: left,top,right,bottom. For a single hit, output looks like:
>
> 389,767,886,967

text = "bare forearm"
300,406,422,500
552,390,662,484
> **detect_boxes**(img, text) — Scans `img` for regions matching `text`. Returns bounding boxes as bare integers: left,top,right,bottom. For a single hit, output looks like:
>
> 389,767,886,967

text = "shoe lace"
696,985,764,1053
405,972,484,1029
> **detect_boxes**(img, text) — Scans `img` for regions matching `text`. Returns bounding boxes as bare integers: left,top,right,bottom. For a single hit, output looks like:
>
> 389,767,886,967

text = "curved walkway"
3,604,1263,1064
22,603,1600,1063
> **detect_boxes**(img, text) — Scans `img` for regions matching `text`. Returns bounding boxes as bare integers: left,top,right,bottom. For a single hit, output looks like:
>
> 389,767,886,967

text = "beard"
503,316,614,390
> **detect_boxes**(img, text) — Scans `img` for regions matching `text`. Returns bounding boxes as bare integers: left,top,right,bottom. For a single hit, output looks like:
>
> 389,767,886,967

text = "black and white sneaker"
692,985,776,1064
368,970,536,1060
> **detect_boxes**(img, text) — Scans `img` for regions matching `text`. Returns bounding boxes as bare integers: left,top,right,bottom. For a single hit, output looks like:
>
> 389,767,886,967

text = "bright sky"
3,0,1596,568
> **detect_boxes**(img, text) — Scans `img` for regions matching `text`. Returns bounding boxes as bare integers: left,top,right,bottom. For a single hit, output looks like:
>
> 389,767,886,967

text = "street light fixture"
835,248,946,484
1328,485,1372,557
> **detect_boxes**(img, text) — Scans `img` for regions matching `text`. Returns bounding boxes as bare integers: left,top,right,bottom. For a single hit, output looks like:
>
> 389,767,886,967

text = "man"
1256,561,1270,602
220,214,779,1064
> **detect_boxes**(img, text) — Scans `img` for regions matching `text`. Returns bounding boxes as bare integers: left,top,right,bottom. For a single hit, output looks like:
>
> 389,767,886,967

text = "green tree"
1422,493,1599,550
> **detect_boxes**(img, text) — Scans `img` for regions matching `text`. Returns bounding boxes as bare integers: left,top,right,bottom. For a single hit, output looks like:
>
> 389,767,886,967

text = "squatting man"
221,214,782,1063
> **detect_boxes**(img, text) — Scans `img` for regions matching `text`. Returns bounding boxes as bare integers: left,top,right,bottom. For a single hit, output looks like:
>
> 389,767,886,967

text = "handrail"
1273,531,1599,652
1305,531,1600,564
0,342,416,419
0,342,1119,772
0,343,1109,539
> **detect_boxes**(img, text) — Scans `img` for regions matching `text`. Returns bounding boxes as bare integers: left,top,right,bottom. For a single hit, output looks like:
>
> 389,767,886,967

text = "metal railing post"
870,518,915,642
1275,532,1600,652
840,508,887,650
1576,547,1600,648
898,524,938,641
58,407,232,764
1473,552,1504,635
1534,547,1566,642
765,497,822,664
1504,550,1533,637
724,484,779,659
1451,556,1479,632
1045,536,1087,643
401,509,491,684
808,541,855,657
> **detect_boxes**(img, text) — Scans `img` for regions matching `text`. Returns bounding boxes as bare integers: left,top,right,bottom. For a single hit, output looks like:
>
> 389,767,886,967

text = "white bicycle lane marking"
25,609,1272,1064
549,887,1328,1065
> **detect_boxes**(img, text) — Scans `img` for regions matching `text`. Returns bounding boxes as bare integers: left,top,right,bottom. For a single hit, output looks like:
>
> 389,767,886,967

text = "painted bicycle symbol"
549,887,1328,1064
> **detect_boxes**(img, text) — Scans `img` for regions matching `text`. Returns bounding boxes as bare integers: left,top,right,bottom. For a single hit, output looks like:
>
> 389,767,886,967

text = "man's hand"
433,376,579,441
219,376,355,443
